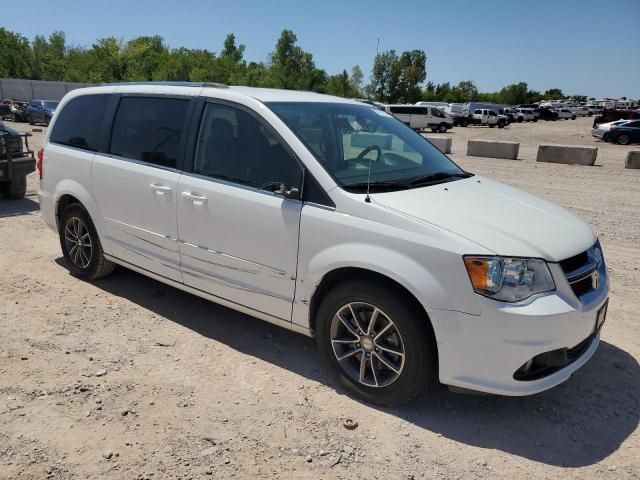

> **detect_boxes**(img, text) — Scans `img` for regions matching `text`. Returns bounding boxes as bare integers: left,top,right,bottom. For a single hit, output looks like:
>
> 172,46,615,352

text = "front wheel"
316,280,436,405
572,116,577,120
27,115,34,125
437,123,448,133
59,204,115,280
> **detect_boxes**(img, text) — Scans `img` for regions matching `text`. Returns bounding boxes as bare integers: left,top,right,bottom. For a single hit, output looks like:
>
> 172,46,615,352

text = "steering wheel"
355,145,382,163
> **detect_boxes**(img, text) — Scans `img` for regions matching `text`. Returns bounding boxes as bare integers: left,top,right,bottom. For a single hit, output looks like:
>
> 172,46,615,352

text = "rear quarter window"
50,95,110,151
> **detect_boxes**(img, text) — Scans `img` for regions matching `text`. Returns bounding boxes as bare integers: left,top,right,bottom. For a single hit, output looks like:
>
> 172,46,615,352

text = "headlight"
463,256,555,302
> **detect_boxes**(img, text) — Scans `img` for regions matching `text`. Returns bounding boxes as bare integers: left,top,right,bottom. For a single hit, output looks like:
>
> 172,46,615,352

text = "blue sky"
2,0,639,98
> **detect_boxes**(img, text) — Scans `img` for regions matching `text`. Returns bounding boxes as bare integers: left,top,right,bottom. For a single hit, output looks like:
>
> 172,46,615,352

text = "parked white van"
385,104,453,132
38,83,608,405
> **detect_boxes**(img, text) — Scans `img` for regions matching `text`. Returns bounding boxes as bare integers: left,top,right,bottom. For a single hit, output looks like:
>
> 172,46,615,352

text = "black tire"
431,128,438,133
572,115,577,120
588,112,593,117
2,176,27,199
437,123,448,133
316,279,437,406
617,134,631,145
27,115,34,125
12,113,19,122
498,122,505,128
517,117,523,123
45,116,51,126
59,204,115,280
533,118,538,122
461,119,469,127
489,124,495,128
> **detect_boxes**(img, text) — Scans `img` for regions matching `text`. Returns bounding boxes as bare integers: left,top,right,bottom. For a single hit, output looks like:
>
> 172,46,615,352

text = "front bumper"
430,262,609,396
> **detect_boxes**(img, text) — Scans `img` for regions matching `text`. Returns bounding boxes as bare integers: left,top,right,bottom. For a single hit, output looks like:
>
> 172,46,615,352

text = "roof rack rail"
100,81,229,88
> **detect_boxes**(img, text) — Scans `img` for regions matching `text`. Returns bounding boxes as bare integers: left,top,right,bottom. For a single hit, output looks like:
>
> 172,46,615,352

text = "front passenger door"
177,100,304,321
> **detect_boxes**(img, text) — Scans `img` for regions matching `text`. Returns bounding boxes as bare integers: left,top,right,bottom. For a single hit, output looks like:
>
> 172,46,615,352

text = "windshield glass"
267,102,466,191
44,101,59,110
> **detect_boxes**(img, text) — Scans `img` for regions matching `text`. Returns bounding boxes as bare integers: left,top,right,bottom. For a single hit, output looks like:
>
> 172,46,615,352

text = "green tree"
221,34,245,63
350,65,363,97
124,35,169,81
0,28,32,78
543,88,565,99
398,50,426,103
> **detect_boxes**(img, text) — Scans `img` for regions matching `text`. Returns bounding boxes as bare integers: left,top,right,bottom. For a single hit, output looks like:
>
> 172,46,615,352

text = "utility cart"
0,124,36,199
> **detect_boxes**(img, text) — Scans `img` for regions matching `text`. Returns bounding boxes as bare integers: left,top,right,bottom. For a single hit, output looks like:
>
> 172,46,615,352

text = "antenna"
365,153,373,203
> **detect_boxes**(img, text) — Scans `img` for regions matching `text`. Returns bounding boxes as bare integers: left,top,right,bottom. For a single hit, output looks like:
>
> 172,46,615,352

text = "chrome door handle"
181,191,208,205
150,184,172,195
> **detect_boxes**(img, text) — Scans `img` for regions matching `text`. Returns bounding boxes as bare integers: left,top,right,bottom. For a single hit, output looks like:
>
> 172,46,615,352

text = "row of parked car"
0,98,59,125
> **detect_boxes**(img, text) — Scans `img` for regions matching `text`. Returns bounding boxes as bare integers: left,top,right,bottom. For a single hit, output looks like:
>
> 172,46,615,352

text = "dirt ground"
1,116,638,480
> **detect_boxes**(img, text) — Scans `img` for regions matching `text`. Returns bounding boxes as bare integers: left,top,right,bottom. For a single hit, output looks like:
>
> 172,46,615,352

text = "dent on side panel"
292,204,483,329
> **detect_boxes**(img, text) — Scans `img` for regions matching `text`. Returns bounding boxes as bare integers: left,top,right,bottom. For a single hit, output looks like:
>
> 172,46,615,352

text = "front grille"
571,277,593,297
559,241,604,301
559,251,589,273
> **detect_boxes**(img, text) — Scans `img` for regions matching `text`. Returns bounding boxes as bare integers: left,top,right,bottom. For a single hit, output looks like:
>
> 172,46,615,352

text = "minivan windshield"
267,102,468,192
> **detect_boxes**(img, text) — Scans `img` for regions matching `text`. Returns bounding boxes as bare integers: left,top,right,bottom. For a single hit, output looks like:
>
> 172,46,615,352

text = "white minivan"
385,104,453,132
38,83,608,405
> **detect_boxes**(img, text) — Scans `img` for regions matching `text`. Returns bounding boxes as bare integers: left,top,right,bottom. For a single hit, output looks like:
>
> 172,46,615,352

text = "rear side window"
50,95,109,151
109,96,189,169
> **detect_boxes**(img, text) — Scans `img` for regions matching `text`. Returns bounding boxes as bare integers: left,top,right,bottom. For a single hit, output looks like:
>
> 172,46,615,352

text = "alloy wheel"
330,302,405,388
64,217,93,269
618,134,630,145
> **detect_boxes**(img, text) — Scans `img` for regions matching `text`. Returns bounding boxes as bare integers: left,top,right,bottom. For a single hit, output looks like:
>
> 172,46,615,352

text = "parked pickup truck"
460,109,507,128
0,121,36,199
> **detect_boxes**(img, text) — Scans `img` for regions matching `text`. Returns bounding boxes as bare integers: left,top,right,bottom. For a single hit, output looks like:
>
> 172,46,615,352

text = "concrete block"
467,140,519,160
423,136,452,154
536,145,597,166
625,151,640,169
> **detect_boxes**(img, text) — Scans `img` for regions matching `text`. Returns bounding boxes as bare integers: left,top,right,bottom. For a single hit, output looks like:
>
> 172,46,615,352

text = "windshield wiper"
408,172,473,186
342,180,411,192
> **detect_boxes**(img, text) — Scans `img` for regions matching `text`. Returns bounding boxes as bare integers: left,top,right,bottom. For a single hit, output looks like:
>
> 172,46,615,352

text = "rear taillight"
36,148,43,179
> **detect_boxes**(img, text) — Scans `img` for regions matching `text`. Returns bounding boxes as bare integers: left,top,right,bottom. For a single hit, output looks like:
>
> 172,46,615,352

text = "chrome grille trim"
559,240,605,302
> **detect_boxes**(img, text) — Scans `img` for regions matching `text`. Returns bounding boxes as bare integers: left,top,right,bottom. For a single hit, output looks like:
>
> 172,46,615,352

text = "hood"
372,176,596,262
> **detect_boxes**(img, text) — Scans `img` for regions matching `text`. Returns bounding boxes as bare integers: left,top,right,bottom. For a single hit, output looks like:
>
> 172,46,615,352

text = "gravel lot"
1,117,638,479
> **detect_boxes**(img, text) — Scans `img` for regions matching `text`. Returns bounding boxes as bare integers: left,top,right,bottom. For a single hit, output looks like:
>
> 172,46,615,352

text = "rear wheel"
316,280,436,405
617,134,631,145
59,204,115,280
461,118,469,127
